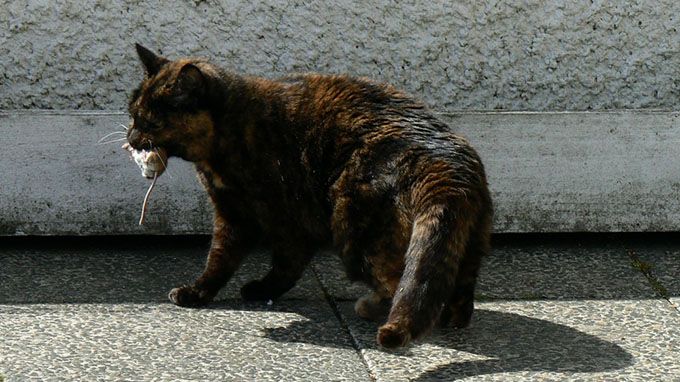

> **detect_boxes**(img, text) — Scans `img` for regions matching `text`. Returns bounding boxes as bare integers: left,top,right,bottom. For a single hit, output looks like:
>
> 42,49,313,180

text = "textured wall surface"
2,0,679,111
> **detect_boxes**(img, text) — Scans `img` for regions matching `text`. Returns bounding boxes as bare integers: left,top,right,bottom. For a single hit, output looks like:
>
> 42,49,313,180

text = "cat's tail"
377,199,477,348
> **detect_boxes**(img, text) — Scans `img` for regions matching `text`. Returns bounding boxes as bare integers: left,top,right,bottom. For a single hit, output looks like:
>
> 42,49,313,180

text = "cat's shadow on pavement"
261,306,634,381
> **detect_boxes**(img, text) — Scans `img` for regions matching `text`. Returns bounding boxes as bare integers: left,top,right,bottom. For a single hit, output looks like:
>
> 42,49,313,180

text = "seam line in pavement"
627,249,678,313
311,267,377,382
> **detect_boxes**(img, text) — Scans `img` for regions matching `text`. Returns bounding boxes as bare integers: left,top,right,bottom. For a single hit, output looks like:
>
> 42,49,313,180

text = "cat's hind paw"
240,279,290,301
439,300,474,329
168,285,213,307
354,293,390,322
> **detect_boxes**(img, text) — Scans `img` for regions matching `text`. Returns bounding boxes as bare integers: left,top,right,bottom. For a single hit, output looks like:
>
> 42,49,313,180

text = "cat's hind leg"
240,240,315,301
439,215,491,329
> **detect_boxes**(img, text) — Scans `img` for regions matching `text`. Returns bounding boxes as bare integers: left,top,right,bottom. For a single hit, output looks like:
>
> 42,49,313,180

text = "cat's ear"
170,64,205,107
135,43,168,76
176,64,204,93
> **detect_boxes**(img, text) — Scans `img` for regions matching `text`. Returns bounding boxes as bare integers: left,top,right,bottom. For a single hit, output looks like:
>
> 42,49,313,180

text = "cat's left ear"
170,64,205,107
135,43,168,76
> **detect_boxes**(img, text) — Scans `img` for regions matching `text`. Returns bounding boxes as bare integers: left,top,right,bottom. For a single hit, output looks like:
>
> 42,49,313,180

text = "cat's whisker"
119,124,129,131
149,143,172,178
97,137,128,145
153,147,173,179
97,131,127,144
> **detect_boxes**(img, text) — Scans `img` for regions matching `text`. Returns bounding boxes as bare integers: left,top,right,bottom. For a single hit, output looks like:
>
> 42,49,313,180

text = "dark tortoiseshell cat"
126,44,493,348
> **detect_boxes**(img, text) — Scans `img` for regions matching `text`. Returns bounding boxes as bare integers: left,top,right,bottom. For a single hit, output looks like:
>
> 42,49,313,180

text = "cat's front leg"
240,240,315,301
169,214,252,307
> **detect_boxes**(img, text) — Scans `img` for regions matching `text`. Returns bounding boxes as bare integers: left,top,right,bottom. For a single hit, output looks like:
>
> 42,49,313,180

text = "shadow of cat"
261,308,634,380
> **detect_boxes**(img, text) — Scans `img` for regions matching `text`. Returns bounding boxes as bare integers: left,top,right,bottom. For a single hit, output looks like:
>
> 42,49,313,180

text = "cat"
126,44,493,348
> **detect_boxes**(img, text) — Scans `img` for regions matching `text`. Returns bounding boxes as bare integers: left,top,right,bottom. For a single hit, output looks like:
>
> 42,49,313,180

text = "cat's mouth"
123,143,168,179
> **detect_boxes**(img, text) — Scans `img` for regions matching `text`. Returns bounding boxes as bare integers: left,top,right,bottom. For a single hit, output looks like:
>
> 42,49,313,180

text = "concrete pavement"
0,235,678,381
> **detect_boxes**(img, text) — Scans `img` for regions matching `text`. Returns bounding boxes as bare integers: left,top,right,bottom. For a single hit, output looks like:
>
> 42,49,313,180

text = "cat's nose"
127,128,144,149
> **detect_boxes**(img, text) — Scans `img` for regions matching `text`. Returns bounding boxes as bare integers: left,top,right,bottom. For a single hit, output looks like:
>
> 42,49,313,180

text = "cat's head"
127,44,216,162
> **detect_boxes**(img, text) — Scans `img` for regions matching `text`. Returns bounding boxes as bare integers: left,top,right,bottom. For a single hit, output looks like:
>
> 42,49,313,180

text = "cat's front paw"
168,285,213,307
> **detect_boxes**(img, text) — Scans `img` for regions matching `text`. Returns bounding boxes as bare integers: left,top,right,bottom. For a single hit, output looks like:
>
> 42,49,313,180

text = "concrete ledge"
1,110,213,236
1,110,679,235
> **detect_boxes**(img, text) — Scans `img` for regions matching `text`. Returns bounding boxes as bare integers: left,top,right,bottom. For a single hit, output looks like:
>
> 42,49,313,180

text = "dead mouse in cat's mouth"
122,143,168,225
122,143,168,179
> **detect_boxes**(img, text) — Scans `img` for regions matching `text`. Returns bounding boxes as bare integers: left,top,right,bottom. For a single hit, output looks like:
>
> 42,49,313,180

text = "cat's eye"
137,119,162,131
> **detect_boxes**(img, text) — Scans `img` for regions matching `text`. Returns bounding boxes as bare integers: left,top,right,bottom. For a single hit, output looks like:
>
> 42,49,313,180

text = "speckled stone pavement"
0,235,678,381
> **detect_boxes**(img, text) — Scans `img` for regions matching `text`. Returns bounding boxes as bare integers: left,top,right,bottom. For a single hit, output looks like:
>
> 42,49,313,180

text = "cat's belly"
204,178,332,244
248,196,331,242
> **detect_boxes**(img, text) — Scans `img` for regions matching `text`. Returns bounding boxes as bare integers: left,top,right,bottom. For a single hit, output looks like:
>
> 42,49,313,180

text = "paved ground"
0,234,678,381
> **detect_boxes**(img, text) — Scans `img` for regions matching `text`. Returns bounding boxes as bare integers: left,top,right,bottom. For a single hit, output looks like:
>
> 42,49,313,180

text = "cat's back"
276,73,483,181
279,73,467,146
279,72,431,120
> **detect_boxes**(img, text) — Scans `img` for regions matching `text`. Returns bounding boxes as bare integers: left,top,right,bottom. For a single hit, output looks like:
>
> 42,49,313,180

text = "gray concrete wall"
3,110,680,235
2,2,680,235
2,1,679,111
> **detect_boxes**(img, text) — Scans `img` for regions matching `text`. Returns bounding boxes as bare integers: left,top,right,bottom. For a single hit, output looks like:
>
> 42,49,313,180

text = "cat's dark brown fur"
127,44,493,348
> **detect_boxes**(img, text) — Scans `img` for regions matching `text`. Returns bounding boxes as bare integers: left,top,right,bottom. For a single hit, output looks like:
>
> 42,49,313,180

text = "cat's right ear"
135,43,168,76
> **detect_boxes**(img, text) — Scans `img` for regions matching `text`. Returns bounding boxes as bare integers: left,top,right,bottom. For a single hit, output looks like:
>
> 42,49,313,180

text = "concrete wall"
3,110,680,235
2,1,680,235
2,0,679,111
